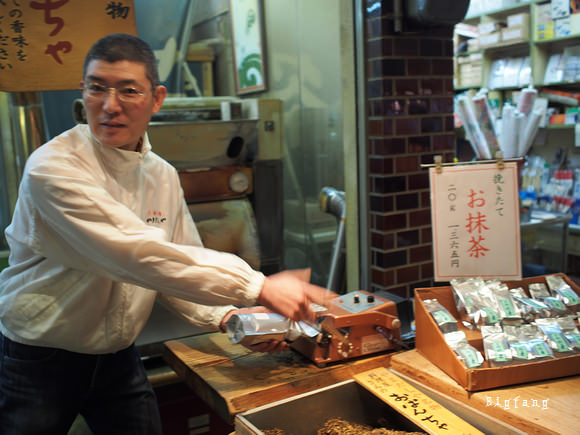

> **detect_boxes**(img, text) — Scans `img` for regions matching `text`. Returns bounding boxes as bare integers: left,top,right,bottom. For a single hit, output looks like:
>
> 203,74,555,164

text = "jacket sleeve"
24,151,264,308
156,197,239,331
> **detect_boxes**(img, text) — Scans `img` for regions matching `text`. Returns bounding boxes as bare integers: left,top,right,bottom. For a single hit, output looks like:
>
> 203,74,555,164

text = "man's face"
81,59,166,151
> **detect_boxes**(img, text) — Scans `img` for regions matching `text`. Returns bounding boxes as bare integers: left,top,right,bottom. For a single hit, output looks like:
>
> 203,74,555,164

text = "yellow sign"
0,0,137,92
354,368,484,435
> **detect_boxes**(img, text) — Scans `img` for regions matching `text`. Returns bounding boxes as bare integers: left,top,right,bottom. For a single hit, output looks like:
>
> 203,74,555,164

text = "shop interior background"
0,0,351,288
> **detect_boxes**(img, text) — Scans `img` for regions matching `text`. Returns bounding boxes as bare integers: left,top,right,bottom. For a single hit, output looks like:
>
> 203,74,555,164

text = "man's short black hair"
83,33,159,87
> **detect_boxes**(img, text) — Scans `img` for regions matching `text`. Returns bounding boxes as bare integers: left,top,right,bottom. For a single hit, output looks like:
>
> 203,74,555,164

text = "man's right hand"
256,269,336,322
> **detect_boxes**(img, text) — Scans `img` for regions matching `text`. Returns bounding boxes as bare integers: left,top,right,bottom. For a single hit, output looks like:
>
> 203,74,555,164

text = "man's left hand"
220,306,290,353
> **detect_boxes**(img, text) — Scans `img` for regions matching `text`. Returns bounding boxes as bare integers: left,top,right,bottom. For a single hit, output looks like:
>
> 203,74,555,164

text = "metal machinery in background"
135,97,285,356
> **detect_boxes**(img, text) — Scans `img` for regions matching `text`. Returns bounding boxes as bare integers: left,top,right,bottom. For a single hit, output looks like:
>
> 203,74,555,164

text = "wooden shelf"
465,1,541,21
535,34,580,46
455,2,580,92
454,2,580,163
456,50,482,57
543,124,576,130
482,39,530,53
454,85,479,91
537,80,580,89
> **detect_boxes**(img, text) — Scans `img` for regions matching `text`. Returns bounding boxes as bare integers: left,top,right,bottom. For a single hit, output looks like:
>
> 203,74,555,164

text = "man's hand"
256,268,336,322
220,306,289,353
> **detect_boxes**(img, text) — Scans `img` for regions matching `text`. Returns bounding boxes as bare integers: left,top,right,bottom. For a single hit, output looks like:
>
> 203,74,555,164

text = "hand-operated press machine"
291,291,402,367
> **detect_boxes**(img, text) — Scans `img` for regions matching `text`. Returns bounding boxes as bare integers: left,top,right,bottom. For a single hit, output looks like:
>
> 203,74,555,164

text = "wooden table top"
390,349,580,435
163,332,397,423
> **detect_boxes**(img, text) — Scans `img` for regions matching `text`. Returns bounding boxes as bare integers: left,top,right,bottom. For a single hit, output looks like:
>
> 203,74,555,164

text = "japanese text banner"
430,162,521,281
0,0,137,92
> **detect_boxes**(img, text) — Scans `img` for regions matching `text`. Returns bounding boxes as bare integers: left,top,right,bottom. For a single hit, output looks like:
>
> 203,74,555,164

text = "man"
0,33,332,434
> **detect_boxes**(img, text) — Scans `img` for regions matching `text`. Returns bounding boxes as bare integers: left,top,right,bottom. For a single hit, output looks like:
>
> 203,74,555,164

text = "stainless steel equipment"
236,376,523,435
235,379,423,435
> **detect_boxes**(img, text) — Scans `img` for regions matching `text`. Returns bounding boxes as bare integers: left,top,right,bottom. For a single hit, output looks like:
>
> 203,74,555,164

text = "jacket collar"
81,124,152,172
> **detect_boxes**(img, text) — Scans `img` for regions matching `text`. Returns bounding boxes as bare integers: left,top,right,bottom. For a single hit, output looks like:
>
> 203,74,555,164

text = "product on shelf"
423,298,458,333
446,274,580,367
445,330,485,368
481,324,513,366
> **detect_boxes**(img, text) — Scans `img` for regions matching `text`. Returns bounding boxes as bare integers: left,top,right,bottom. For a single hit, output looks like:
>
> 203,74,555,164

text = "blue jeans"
0,332,162,434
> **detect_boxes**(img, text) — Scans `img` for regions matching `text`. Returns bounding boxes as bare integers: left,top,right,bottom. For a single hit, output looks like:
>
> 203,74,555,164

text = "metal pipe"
394,0,403,33
176,0,197,95
8,92,48,179
1,91,48,249
354,0,369,291
319,187,346,292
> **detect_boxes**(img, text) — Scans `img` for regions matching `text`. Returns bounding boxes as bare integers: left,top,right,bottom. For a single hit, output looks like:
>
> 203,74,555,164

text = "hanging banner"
430,162,521,281
0,0,137,92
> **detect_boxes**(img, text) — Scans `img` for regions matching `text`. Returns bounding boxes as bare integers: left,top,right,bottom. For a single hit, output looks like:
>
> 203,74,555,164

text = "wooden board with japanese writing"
390,349,580,435
354,367,484,435
0,0,137,92
429,162,521,281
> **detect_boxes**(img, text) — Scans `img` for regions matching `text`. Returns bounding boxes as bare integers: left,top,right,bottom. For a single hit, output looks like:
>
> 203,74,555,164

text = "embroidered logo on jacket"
146,210,167,225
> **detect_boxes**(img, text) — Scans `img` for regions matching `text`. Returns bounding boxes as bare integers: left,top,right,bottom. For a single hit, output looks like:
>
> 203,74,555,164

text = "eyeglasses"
82,82,152,103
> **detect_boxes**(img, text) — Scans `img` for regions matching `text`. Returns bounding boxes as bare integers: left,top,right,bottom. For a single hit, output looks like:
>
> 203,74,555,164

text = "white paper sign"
430,162,521,281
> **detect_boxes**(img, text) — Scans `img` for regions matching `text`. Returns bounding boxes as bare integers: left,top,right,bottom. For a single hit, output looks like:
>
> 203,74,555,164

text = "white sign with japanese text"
430,162,521,281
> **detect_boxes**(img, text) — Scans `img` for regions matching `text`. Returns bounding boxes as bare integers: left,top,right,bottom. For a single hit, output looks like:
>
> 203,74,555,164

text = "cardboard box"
552,0,571,19
458,61,483,88
507,12,529,28
501,23,530,42
467,37,480,52
536,2,555,40
414,273,580,391
555,16,573,37
478,32,501,48
478,21,502,35
572,13,580,34
536,22,555,40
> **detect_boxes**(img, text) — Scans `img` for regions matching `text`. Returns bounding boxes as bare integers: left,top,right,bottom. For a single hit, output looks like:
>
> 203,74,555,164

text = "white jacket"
0,124,264,354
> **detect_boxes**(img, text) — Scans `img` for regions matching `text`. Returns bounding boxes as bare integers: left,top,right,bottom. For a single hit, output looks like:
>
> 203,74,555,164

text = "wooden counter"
390,349,580,435
164,334,579,433
163,332,396,423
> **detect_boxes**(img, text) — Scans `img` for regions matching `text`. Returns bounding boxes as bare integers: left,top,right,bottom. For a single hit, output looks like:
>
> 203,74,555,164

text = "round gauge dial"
228,171,250,193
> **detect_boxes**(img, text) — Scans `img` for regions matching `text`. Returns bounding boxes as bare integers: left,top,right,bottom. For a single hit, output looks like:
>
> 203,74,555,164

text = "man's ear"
151,85,167,114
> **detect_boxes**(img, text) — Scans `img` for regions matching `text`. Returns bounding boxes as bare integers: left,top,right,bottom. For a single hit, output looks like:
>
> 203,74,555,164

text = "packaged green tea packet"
481,325,513,366
488,283,521,325
510,287,554,320
535,318,575,355
444,330,484,369
529,282,551,300
473,283,502,326
556,316,580,351
424,298,458,333
545,275,580,312
450,277,483,317
503,324,553,362
503,325,529,362
542,296,568,316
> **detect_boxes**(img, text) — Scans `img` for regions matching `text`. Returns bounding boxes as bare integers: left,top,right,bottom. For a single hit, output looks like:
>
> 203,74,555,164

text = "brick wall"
365,0,456,297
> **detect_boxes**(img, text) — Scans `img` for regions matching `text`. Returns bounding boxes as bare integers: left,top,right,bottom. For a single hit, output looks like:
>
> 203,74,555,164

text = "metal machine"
291,290,402,367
